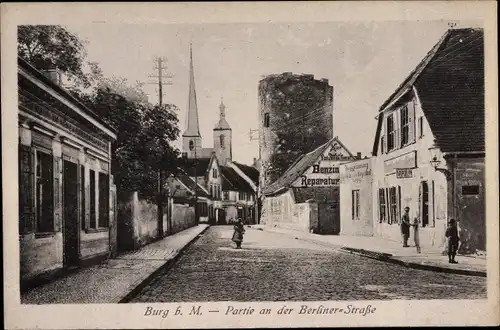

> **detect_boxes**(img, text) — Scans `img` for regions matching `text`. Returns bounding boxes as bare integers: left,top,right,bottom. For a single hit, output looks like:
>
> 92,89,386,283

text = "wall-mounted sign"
396,168,413,179
340,159,372,185
384,151,417,174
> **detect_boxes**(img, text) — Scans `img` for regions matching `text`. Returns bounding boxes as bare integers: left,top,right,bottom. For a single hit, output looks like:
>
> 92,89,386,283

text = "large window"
387,115,395,151
400,105,409,146
352,190,360,220
98,172,109,228
35,150,54,232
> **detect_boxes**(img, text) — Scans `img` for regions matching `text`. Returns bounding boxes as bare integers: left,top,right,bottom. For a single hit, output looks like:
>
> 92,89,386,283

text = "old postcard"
2,1,499,329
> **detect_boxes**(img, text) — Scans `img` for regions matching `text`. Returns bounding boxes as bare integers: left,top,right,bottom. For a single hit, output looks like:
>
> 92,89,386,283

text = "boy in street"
401,206,411,247
445,218,460,263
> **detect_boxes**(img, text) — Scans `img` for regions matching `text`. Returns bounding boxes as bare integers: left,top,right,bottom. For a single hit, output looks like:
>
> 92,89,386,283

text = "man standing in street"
401,206,411,247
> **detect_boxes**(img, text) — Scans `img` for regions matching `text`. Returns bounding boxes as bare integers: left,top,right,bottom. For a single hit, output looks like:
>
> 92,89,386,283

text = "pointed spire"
183,43,201,137
219,96,226,118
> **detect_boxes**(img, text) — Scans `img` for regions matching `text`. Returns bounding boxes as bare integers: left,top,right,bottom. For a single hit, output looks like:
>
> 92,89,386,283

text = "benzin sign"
396,168,413,179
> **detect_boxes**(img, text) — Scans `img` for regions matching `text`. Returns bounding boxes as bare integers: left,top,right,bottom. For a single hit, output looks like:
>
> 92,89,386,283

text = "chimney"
41,69,63,85
357,152,362,159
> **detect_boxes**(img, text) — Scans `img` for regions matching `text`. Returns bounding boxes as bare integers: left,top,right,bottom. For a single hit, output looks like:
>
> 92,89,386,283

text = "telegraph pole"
147,57,173,238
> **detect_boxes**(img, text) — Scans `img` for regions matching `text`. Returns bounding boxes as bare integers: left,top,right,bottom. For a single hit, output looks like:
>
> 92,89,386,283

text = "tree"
18,25,94,88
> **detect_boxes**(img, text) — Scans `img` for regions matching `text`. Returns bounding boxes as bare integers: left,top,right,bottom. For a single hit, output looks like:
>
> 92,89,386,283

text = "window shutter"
397,186,401,224
409,100,416,143
19,145,35,234
418,182,423,227
53,156,62,232
383,118,388,153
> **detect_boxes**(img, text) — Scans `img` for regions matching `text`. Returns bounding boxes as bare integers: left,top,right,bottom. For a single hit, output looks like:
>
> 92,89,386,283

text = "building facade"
258,73,334,188
261,137,357,234
18,57,117,285
369,28,485,253
339,158,374,236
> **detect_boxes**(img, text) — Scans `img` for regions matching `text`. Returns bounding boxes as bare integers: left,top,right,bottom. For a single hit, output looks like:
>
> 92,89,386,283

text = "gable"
290,139,354,188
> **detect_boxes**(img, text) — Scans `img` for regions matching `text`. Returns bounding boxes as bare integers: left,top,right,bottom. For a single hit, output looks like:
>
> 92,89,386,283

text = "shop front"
372,148,449,249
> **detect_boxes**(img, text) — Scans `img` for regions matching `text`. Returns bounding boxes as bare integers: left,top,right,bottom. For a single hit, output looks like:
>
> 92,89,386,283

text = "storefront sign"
396,168,413,179
384,151,417,174
341,159,372,184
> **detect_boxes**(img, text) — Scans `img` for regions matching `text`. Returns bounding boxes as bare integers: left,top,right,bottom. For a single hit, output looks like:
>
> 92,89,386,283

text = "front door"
63,160,79,267
318,201,340,235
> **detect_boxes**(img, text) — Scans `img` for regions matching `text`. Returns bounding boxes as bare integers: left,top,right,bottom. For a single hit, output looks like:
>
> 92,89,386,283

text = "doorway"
318,201,340,235
63,160,79,267
420,181,429,227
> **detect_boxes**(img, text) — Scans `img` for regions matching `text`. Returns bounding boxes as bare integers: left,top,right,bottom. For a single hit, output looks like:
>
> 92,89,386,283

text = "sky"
65,20,479,165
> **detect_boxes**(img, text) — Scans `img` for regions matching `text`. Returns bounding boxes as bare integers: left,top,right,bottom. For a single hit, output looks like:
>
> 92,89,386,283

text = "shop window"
378,188,386,223
400,105,409,146
98,172,109,227
352,190,360,220
89,170,96,228
387,115,395,151
462,185,479,196
264,113,270,127
35,150,54,233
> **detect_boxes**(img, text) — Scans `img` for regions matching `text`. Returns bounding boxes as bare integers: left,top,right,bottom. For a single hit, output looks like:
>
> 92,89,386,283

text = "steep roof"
262,137,339,196
173,173,210,198
373,28,484,154
232,161,259,186
220,166,254,193
182,157,211,177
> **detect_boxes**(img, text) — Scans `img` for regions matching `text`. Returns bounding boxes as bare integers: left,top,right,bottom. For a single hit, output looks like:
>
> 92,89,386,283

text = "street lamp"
428,139,452,181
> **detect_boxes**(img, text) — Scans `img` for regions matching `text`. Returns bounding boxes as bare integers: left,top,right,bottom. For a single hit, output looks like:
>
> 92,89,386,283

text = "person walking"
445,218,460,263
412,213,421,253
232,218,245,249
401,206,411,247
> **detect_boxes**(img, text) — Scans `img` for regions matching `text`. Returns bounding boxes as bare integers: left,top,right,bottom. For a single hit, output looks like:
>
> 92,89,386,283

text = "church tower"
182,44,202,158
213,97,232,165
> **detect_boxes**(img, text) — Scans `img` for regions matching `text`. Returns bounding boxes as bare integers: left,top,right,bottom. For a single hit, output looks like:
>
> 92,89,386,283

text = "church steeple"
183,43,201,137
213,97,232,165
214,97,231,130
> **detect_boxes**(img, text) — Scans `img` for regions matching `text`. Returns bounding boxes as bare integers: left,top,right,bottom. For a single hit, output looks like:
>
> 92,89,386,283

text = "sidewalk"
21,224,209,304
253,225,486,277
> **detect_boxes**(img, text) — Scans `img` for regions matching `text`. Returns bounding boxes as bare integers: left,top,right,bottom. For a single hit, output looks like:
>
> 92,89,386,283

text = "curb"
115,225,210,303
260,226,486,278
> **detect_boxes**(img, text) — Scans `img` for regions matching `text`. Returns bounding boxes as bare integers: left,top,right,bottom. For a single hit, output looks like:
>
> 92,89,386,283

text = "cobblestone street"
129,226,487,302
